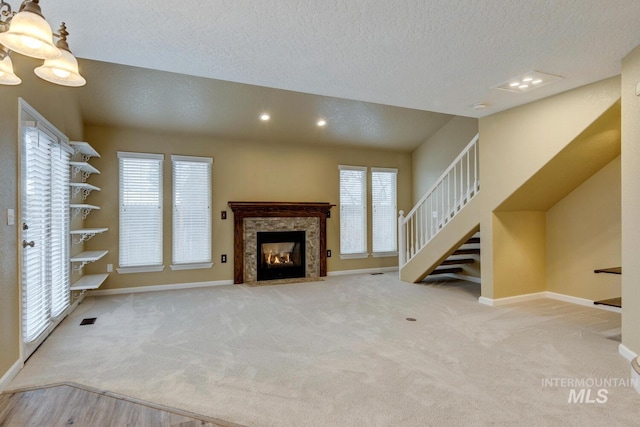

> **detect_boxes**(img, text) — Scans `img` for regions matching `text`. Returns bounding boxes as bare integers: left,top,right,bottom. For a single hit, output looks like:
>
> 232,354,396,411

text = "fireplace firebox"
257,231,306,281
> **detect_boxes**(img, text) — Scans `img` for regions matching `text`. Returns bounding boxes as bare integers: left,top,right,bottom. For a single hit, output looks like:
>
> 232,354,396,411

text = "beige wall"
492,211,546,298
479,77,621,299
546,156,621,300
622,46,640,354
411,116,478,203
0,56,83,385
83,126,412,289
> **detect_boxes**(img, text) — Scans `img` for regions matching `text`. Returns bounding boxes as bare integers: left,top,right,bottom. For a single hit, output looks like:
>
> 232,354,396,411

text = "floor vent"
80,318,97,326
406,317,417,322
370,272,383,275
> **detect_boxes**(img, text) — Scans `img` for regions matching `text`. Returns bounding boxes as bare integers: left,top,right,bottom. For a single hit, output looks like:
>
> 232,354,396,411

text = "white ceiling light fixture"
495,71,563,93
260,113,270,121
0,54,20,84
0,1,86,86
34,23,85,86
317,119,327,127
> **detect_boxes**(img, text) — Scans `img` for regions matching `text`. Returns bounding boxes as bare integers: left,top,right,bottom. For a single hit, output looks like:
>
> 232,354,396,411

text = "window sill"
170,262,213,271
339,252,369,260
116,265,165,274
372,251,398,258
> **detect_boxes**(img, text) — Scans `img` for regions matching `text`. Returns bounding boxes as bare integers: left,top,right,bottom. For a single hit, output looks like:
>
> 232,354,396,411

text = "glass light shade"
34,49,85,87
0,11,61,60
0,55,21,85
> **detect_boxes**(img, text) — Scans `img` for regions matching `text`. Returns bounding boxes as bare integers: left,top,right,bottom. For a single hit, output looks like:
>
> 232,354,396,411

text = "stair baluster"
399,134,480,270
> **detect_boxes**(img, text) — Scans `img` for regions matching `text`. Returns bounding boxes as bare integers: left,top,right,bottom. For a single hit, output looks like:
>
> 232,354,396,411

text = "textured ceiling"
73,59,453,150
22,0,640,150
43,0,640,117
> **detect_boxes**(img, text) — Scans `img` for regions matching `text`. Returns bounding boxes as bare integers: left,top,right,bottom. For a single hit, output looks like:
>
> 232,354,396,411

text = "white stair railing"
399,134,479,268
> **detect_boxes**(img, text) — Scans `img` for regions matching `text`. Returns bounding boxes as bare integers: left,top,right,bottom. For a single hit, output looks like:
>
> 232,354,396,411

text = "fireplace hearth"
257,231,305,281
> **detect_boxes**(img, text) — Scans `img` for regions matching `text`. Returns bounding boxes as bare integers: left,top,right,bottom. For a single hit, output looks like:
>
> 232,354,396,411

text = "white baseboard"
479,291,622,313
545,291,594,307
619,343,638,361
546,291,621,313
478,291,546,307
69,292,86,311
632,357,640,394
0,359,23,392
327,267,398,277
90,269,400,295
443,273,481,284
89,280,234,296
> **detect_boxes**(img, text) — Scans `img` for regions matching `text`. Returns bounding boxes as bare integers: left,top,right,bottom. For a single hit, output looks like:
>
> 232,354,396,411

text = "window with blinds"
118,152,164,272
371,167,398,255
21,116,71,353
339,165,367,258
171,155,213,270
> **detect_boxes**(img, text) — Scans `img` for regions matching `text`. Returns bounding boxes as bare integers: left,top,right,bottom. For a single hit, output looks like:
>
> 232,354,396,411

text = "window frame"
338,165,368,259
170,155,213,271
371,167,398,257
117,151,165,274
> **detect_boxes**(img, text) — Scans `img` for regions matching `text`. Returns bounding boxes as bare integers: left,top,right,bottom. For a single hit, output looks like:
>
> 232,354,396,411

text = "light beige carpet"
8,274,639,426
244,277,323,287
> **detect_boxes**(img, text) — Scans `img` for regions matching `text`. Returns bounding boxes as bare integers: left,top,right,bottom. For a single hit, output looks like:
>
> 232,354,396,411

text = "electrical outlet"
106,264,113,273
221,210,227,220
221,254,227,263
327,250,331,258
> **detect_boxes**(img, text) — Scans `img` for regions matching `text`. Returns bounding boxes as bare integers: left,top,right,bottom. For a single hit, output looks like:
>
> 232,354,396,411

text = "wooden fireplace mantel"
228,202,335,284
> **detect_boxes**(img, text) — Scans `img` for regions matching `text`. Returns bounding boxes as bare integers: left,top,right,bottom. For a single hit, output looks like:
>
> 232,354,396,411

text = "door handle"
22,240,35,248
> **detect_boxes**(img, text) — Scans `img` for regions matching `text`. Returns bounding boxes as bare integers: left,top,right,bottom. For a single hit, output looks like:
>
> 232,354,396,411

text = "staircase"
399,134,481,282
427,233,480,278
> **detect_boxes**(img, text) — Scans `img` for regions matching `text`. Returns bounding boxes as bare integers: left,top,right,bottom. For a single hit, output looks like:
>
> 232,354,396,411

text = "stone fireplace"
228,202,334,284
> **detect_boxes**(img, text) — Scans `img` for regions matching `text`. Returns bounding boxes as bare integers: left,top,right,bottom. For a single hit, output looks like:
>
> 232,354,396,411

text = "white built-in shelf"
70,203,99,209
70,161,100,175
70,204,100,220
70,182,101,199
70,141,100,158
70,182,101,191
70,273,108,291
70,228,108,244
70,250,108,272
70,228,108,235
70,250,108,263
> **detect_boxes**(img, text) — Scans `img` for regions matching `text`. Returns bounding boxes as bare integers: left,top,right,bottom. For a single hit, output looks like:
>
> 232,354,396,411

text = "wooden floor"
0,383,241,427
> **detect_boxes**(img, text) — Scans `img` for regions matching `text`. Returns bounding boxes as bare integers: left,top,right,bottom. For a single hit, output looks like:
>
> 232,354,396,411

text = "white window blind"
118,152,164,271
339,165,367,257
50,142,71,316
21,123,71,344
171,155,212,269
372,167,398,255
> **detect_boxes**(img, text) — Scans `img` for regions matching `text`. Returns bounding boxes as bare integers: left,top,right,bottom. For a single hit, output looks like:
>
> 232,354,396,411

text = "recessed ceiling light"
260,113,270,121
317,119,327,127
472,103,487,110
495,71,564,93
